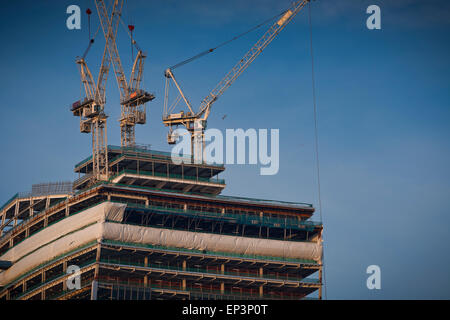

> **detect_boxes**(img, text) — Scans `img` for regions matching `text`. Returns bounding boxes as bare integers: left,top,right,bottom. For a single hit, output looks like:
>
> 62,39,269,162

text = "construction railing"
122,202,321,231
109,169,225,185
99,258,320,284
102,239,317,265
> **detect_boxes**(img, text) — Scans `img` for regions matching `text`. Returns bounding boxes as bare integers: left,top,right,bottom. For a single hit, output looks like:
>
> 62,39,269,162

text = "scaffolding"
0,149,323,300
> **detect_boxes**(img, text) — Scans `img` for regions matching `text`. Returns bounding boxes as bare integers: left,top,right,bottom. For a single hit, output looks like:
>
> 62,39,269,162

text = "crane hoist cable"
79,1,114,60
168,8,289,71
127,0,135,62
86,8,92,40
128,24,135,62
307,0,326,300
119,17,142,52
78,8,101,100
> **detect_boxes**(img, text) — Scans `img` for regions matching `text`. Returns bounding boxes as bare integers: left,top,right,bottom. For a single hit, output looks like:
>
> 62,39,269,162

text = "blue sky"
0,0,449,299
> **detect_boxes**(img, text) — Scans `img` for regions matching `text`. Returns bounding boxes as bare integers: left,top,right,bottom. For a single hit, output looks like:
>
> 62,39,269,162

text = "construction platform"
74,145,226,195
0,146,323,300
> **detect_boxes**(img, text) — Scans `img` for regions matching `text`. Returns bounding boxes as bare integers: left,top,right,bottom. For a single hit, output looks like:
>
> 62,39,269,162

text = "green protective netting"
121,202,321,231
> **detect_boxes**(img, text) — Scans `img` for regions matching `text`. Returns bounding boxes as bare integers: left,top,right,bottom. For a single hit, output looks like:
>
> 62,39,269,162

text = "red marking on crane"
128,25,135,32
86,8,92,15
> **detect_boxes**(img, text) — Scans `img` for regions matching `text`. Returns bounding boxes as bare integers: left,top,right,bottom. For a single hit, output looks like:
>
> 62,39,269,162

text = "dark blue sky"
0,0,449,299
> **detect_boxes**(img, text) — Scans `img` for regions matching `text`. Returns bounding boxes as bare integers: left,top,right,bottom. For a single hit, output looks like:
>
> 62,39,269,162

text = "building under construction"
0,146,323,300
0,0,323,301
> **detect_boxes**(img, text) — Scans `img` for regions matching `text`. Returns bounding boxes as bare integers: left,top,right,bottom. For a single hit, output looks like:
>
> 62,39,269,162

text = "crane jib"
277,10,293,26
163,0,311,148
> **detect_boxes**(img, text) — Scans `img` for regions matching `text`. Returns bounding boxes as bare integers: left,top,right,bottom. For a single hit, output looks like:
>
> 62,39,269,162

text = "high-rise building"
0,146,323,300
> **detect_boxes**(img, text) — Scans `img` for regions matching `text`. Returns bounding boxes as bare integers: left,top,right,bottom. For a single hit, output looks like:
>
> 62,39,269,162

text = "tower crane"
96,0,155,148
163,0,311,161
70,0,121,183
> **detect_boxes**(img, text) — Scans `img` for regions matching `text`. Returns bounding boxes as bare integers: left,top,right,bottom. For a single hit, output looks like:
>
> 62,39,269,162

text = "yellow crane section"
163,0,311,160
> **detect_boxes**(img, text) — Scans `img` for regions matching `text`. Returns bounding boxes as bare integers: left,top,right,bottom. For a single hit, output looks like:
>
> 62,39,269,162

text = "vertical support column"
65,203,69,217
318,266,322,300
13,202,19,227
1,210,5,237
220,264,225,294
29,199,34,218
182,260,187,290
41,269,46,300
144,275,148,288
93,119,99,180
91,243,101,300
144,256,148,287
91,280,98,301
45,197,50,210
143,275,148,288
259,267,264,297
62,260,68,291
104,121,109,180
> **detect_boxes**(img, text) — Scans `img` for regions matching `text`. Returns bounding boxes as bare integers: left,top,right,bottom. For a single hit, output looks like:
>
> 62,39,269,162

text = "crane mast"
96,0,128,100
97,0,155,148
70,0,122,184
163,0,310,161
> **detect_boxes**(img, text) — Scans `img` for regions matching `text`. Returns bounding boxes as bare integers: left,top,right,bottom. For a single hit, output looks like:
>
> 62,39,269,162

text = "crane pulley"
163,0,311,160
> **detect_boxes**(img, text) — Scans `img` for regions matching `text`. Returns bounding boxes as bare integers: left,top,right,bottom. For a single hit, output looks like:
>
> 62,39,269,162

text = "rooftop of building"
73,145,226,194
74,145,224,172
